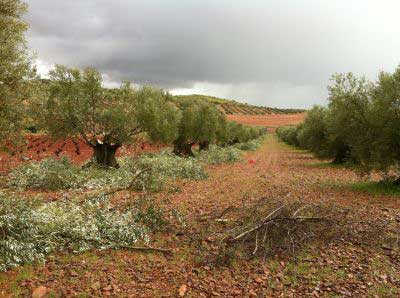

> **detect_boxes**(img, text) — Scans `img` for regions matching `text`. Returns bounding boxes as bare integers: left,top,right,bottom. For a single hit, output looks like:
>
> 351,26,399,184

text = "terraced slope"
173,94,305,115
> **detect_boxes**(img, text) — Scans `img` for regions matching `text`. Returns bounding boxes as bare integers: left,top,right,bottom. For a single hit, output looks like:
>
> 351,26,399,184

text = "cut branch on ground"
213,196,399,265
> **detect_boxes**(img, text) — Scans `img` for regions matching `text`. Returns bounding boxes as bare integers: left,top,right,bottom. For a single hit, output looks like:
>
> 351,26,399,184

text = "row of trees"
31,66,265,167
1,1,264,168
277,69,400,183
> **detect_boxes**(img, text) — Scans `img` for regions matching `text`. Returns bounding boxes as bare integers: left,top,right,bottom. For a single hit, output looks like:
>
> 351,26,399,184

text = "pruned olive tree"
196,102,226,150
0,0,33,149
36,65,181,168
172,100,227,156
172,100,198,157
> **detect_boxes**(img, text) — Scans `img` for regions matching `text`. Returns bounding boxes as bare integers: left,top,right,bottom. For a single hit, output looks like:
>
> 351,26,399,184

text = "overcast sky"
25,0,400,108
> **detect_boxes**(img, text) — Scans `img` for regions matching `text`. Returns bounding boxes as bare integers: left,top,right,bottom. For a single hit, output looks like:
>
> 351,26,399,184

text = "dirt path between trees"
1,135,399,297
166,135,399,219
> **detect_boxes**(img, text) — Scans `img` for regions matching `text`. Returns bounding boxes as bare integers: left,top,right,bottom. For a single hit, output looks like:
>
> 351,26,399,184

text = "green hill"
173,94,304,115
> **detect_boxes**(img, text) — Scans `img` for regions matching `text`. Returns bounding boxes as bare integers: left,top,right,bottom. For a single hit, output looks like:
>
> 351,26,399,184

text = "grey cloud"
25,0,400,108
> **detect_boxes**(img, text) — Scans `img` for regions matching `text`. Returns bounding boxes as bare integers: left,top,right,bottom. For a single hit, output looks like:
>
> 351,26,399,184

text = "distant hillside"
173,94,305,115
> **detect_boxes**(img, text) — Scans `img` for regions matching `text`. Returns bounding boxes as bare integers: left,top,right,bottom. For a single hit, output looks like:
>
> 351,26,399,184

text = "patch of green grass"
282,261,311,285
305,161,354,169
348,181,400,196
326,180,400,196
366,256,400,297
368,285,398,297
47,291,58,298
9,265,34,296
265,259,280,274
335,269,347,279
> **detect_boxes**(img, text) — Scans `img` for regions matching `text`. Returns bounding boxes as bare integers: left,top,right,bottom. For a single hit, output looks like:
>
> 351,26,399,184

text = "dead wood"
214,196,399,263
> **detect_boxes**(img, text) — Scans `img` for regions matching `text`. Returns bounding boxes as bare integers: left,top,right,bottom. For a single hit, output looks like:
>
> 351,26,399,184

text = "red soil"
227,112,306,132
0,136,163,174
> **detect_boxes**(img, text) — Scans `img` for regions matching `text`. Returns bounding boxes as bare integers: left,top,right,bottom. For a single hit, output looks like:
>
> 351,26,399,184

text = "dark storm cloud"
25,0,400,108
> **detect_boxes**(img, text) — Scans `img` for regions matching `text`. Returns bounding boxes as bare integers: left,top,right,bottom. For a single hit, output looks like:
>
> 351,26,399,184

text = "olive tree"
367,66,400,181
296,106,330,157
37,65,180,168
0,0,33,148
326,73,372,164
223,122,262,145
276,126,299,146
173,101,226,156
196,102,227,150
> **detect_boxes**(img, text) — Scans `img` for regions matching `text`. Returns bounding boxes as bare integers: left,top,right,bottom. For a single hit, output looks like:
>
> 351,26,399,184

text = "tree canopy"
277,65,400,184
36,65,181,167
0,0,33,148
172,100,226,156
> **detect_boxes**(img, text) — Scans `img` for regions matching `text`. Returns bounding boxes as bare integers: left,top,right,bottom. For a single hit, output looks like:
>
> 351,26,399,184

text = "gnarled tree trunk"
199,141,210,151
173,137,194,157
332,141,350,164
228,138,240,146
393,177,400,186
91,142,121,168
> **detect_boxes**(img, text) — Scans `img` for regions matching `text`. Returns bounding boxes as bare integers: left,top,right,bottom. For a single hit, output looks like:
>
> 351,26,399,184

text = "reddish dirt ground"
227,113,306,132
1,135,398,297
0,136,164,174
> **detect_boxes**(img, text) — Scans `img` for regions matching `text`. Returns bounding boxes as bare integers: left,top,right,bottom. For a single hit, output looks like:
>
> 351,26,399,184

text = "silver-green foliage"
8,157,82,190
0,193,160,271
135,150,207,180
233,136,265,151
8,151,207,191
36,67,181,146
0,0,34,148
196,145,242,164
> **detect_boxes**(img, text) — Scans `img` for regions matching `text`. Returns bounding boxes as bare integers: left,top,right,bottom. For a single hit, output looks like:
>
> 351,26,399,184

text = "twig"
117,245,173,255
218,206,234,218
252,232,259,255
230,204,288,242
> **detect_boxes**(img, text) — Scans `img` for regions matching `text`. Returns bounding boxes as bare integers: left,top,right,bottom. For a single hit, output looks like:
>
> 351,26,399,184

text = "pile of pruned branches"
215,196,399,261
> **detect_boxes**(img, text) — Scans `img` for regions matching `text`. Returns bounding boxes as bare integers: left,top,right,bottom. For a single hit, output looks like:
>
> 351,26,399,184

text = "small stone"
178,284,187,297
32,286,47,298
